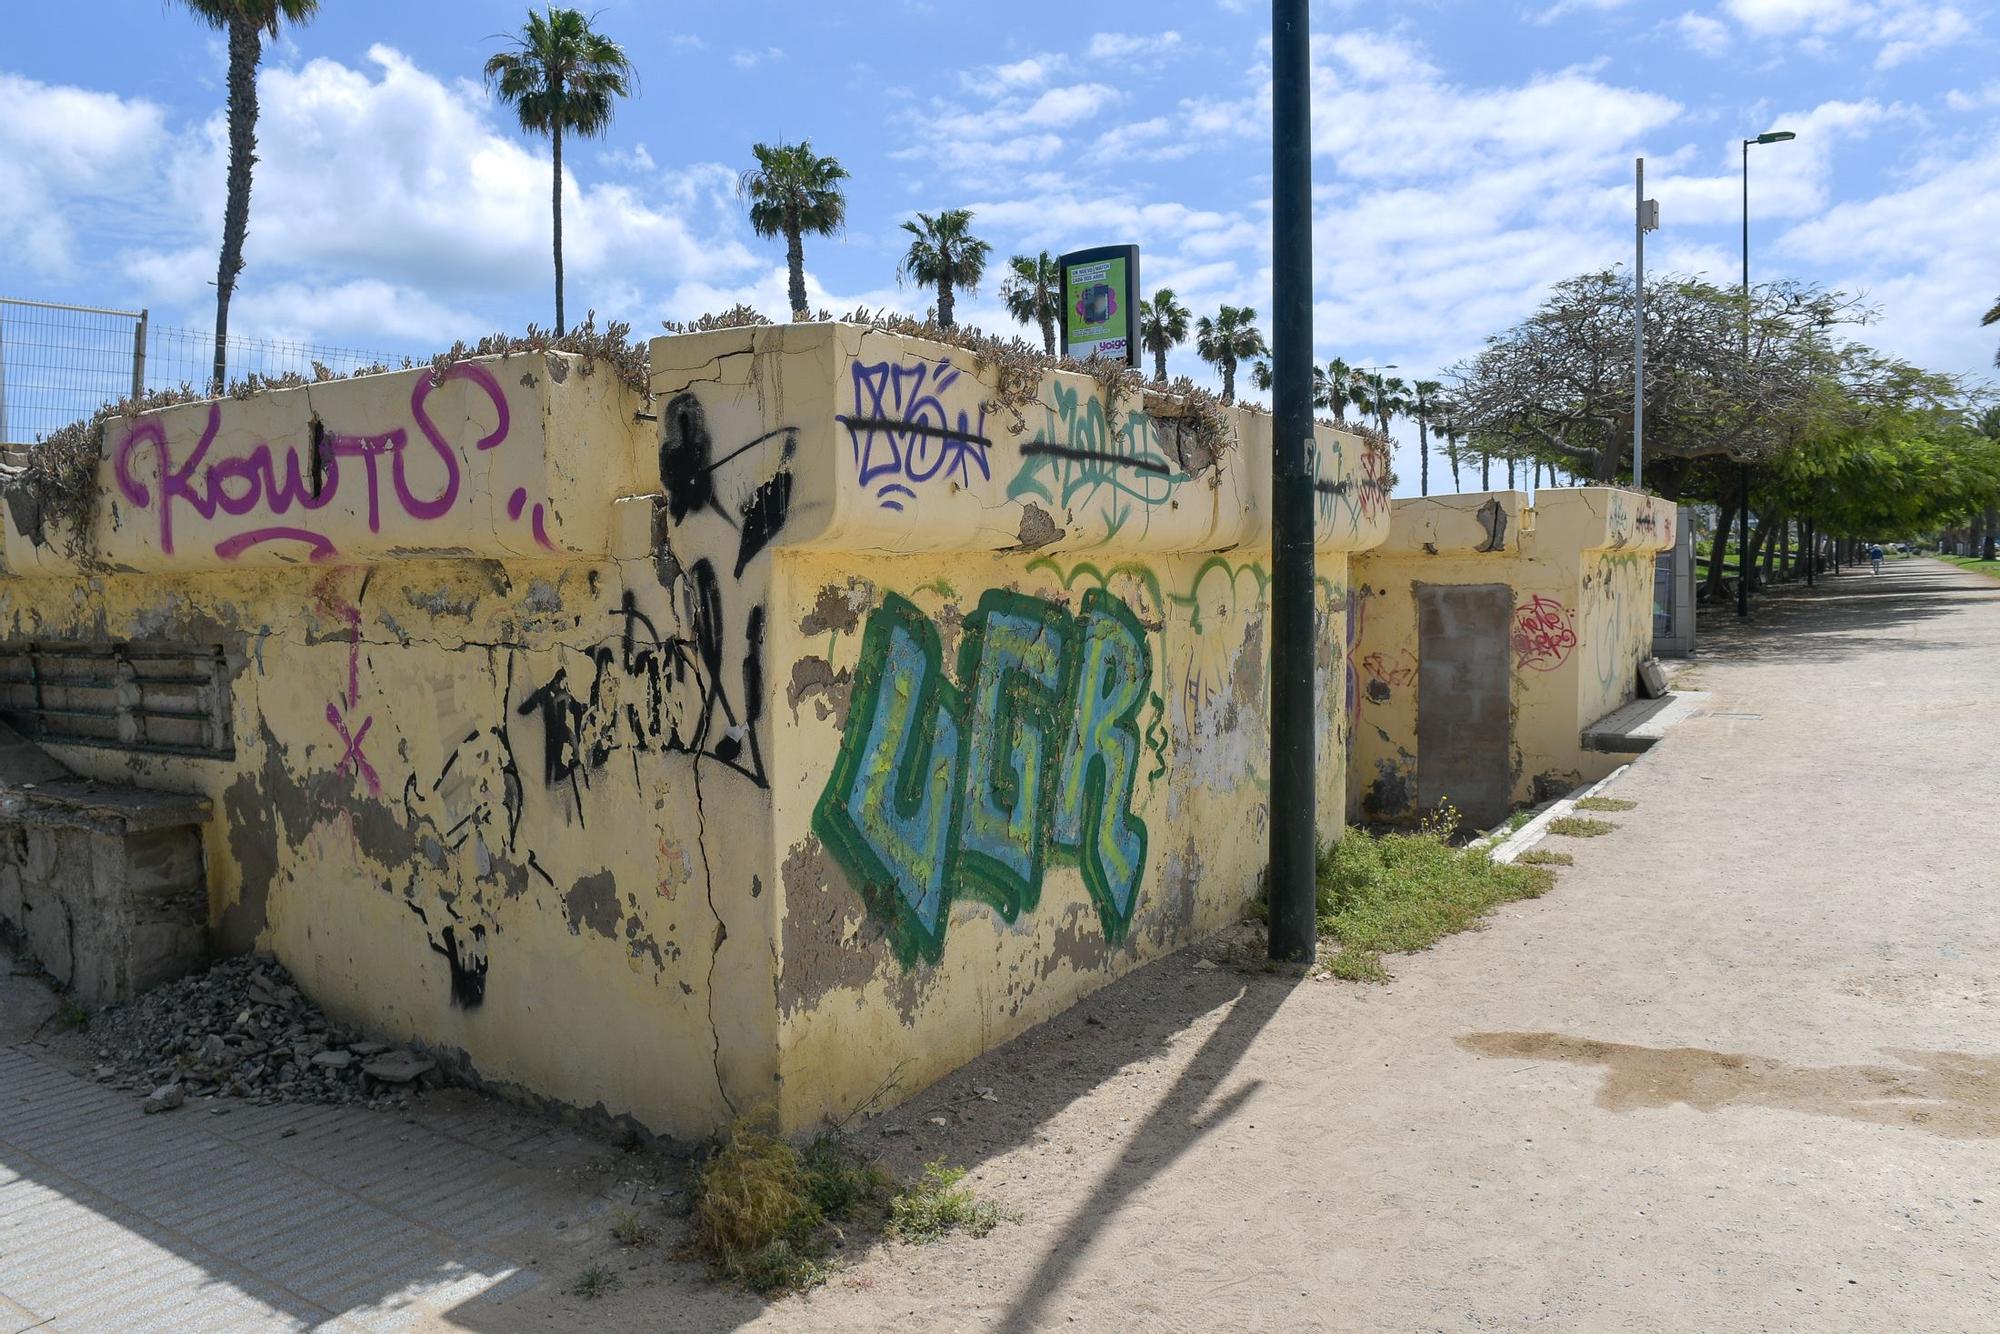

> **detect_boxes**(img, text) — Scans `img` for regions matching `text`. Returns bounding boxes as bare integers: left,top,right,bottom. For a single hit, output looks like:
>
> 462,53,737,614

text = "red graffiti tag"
1512,595,1578,671
110,363,547,561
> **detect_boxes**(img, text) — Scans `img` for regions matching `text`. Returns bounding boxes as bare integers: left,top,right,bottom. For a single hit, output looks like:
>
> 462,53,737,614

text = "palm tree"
1001,252,1061,353
1314,357,1363,425
1139,288,1191,381
1411,379,1443,496
897,209,990,329
1365,372,1410,439
486,7,634,335
176,0,320,393
1985,296,1999,368
1194,305,1267,405
740,140,848,321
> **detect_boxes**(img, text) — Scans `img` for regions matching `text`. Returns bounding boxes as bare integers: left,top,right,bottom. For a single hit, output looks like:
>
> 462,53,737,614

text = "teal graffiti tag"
813,587,1153,966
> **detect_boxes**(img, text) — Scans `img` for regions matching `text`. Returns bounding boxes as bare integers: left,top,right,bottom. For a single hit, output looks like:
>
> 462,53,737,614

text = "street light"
1737,128,1795,619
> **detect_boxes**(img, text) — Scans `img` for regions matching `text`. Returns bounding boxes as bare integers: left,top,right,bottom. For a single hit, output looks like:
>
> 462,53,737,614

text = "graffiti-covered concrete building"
1347,489,1677,829
0,324,1391,1136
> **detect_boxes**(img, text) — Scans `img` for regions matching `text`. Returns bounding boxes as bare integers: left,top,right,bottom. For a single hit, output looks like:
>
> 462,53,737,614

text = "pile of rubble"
81,955,440,1113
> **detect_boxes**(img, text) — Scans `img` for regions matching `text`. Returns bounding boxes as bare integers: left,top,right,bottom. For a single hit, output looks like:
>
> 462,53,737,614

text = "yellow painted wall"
1348,489,1675,824
648,324,1387,1129
0,327,1391,1137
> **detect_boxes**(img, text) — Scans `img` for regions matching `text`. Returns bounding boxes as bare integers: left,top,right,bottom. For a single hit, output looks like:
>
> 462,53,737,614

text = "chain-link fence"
0,297,405,444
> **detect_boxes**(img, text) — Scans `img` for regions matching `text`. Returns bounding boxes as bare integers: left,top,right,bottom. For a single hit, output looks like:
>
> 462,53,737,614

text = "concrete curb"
1485,766,1631,864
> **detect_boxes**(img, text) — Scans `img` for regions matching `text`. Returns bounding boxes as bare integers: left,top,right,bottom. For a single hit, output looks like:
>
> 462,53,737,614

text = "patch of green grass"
1314,810,1555,982
1516,849,1574,867
687,1121,894,1295
887,1162,1004,1243
1548,816,1616,838
53,999,88,1032
1574,797,1637,813
610,1207,660,1248
1941,555,2000,582
571,1263,621,1299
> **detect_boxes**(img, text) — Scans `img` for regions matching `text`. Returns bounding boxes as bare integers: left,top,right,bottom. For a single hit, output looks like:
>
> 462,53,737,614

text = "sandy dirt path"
621,557,1995,1333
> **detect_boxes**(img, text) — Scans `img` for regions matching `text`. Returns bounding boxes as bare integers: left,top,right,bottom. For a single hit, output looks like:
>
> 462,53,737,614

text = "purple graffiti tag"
212,528,339,562
109,361,526,561
327,701,379,794
836,358,993,510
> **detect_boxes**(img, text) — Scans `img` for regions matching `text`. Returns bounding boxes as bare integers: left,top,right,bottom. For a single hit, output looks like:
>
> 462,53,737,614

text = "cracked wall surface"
1348,489,1675,827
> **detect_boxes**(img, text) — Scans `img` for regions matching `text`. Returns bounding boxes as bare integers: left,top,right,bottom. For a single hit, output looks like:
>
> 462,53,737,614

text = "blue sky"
3,0,1995,490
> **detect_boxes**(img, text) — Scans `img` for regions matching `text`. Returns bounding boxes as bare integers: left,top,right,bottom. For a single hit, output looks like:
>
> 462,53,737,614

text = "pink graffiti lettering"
327,701,379,794
112,363,519,560
1512,595,1578,671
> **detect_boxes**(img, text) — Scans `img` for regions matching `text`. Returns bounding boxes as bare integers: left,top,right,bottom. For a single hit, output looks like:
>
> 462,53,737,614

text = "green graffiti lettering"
813,586,1153,967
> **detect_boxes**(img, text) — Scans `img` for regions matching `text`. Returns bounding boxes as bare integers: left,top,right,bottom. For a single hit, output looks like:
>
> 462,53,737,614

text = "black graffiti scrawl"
516,565,769,810
657,391,798,577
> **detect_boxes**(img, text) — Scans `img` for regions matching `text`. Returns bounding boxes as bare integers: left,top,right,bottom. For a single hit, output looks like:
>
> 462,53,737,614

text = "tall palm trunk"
1221,359,1236,404
1038,312,1054,355
1481,451,1491,490
212,14,262,394
785,218,807,320
935,269,955,329
551,116,566,335
1417,418,1431,496
1153,345,1168,381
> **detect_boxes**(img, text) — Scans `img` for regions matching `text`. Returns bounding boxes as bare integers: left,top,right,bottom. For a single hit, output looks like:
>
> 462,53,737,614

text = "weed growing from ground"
887,1162,1005,1243
687,1121,894,1296
1516,850,1575,867
1314,805,1554,981
1574,797,1638,813
1548,816,1616,838
610,1207,660,1248
571,1264,621,1299
53,999,88,1032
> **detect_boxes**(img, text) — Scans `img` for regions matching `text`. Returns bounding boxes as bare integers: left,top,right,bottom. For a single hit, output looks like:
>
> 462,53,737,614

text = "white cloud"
1086,31,1185,61
1716,0,1980,69
0,72,168,274
31,46,762,350
1875,5,1974,67
1532,0,1638,23
730,48,784,70
1674,11,1735,54
1945,81,2000,110
1776,128,2000,375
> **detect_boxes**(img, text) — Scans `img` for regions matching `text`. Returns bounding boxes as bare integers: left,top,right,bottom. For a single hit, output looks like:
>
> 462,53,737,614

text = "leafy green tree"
1411,379,1444,495
1985,297,1999,369
740,140,848,321
1195,305,1266,405
897,209,990,330
1000,252,1061,353
1140,289,1191,381
176,0,320,393
486,7,634,335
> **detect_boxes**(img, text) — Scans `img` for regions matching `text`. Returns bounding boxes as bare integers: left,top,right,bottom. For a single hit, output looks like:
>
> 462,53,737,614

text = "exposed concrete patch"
564,870,620,939
1011,503,1065,551
1365,757,1415,821
524,580,563,614
776,837,926,1024
786,656,853,727
799,580,874,637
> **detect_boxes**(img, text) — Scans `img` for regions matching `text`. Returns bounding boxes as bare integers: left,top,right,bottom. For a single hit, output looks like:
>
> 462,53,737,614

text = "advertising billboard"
1058,245,1140,368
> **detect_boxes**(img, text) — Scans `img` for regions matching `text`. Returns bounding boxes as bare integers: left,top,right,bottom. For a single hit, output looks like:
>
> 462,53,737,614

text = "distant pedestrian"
1868,543,1884,574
